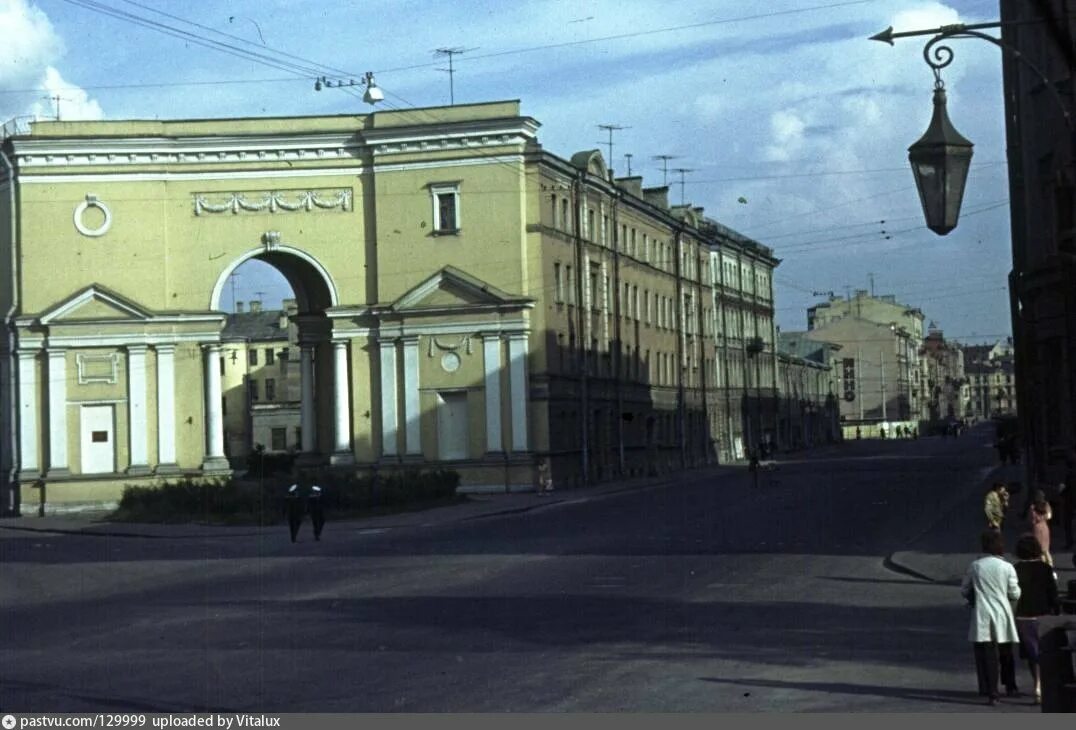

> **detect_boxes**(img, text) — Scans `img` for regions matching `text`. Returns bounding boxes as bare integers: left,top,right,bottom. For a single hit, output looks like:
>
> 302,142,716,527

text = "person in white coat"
961,529,1021,705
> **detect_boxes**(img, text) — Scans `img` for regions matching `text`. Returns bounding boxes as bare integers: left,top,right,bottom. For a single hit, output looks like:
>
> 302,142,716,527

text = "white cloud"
30,67,104,121
0,0,104,123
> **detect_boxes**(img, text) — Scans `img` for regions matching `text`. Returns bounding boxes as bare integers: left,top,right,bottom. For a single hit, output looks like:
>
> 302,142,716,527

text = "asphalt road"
0,424,1048,712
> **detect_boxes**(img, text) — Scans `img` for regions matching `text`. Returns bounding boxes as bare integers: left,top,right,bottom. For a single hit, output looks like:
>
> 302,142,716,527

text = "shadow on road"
697,676,1017,709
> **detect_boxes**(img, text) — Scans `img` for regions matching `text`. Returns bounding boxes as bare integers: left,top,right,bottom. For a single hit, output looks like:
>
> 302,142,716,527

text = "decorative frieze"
193,189,352,216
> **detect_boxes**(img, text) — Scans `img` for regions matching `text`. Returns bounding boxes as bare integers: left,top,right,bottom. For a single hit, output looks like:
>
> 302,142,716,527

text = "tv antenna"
812,290,835,298
673,168,694,205
597,124,629,175
41,94,74,121
435,47,476,105
228,271,240,312
652,155,679,187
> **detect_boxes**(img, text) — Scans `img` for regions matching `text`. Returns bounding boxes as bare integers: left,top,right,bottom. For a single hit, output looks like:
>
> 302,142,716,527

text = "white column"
379,339,398,456
508,333,529,452
126,345,150,474
402,336,421,456
46,349,70,475
482,335,502,453
300,345,316,453
17,350,39,476
201,344,228,472
155,345,179,473
331,340,353,462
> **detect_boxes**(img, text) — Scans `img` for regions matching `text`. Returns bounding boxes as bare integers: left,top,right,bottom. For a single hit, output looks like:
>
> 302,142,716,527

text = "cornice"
10,118,540,172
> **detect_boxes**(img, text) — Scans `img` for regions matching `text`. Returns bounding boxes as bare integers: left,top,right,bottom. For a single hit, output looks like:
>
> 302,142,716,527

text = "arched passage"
203,245,353,471
210,244,340,313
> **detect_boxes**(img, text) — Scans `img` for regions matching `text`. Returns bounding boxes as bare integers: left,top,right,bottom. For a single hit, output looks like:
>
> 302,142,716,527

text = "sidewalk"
886,462,1076,585
0,463,742,540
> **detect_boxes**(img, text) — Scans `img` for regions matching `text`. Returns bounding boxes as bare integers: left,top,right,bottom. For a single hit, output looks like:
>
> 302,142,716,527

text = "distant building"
776,332,841,448
801,317,913,428
920,327,967,423
963,338,1017,420
807,291,924,422
220,299,301,462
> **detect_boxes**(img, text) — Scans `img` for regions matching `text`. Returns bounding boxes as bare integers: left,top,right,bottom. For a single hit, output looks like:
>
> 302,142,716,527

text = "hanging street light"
870,21,1070,235
908,81,973,235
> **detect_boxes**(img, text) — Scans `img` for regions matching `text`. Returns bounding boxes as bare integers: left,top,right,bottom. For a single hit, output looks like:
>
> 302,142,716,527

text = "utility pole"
857,346,864,421
673,168,694,205
868,272,876,297
228,271,239,312
881,349,887,420
435,47,474,105
597,124,628,176
653,155,679,187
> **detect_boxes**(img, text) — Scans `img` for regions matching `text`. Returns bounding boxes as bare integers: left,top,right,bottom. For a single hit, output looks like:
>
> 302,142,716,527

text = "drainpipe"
611,192,625,477
673,228,686,470
1,145,20,516
572,173,590,485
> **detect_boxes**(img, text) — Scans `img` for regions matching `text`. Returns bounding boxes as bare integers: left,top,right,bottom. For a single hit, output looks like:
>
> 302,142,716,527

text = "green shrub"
111,469,461,524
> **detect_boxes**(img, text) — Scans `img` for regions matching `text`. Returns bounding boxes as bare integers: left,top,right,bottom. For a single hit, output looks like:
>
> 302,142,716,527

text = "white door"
81,405,115,474
437,392,469,460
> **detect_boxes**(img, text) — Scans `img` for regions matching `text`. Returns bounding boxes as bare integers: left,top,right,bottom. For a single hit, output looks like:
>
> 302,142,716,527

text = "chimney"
235,301,245,313
642,186,669,210
279,298,297,330
249,300,262,313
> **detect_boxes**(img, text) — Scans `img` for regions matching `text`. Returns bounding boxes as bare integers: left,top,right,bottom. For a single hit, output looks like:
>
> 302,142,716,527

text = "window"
249,349,258,367
633,286,640,321
265,378,276,401
248,379,259,402
219,358,225,376
430,183,461,233
561,199,570,232
590,267,599,310
566,265,574,304
588,209,596,240
266,348,275,366
271,427,287,451
554,262,563,303
645,289,651,324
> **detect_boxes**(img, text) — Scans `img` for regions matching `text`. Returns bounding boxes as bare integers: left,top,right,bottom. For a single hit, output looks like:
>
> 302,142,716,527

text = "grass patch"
110,469,463,525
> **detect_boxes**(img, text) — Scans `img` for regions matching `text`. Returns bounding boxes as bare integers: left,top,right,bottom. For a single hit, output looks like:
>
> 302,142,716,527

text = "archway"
205,245,352,472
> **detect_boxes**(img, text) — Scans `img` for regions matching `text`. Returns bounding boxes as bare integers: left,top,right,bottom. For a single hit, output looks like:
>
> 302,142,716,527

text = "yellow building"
0,101,779,514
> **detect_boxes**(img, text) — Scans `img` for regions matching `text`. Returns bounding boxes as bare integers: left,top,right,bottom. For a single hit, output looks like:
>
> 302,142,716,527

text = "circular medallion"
441,352,461,373
73,194,112,237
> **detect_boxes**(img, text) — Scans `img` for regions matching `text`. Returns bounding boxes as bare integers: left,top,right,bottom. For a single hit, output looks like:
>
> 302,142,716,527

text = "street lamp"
908,83,973,236
871,21,1071,235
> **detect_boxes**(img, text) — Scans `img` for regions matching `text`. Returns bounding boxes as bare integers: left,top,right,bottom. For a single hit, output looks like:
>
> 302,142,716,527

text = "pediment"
39,285,153,324
391,266,530,312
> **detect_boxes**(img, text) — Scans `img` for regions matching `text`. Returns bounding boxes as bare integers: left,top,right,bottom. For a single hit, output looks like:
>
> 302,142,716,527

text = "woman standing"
984,482,1008,531
961,530,1021,705
1027,489,1054,567
1013,534,1059,704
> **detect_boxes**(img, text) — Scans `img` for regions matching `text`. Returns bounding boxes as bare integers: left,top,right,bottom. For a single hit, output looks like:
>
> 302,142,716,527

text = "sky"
0,0,1014,344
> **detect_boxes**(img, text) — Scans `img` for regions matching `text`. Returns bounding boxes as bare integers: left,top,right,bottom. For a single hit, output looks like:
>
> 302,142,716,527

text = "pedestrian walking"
1013,533,1059,705
536,457,554,496
1026,489,1054,567
309,485,325,541
985,482,1008,531
286,483,304,542
961,530,1021,705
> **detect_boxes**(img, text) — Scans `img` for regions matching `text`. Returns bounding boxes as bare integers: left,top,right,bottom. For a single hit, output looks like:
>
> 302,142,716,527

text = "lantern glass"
908,86,974,236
